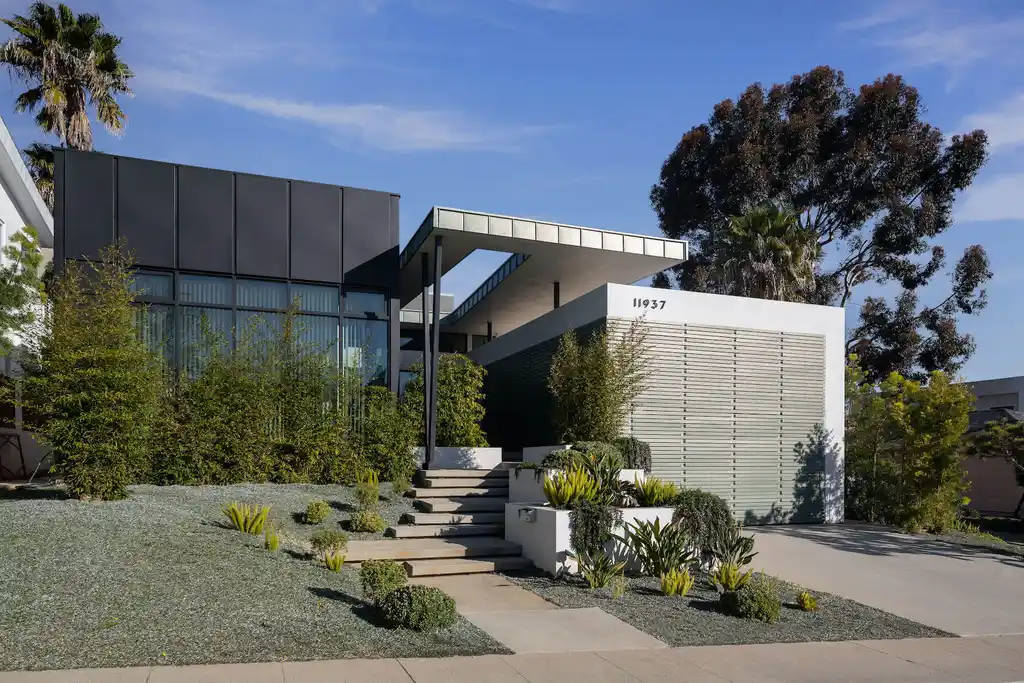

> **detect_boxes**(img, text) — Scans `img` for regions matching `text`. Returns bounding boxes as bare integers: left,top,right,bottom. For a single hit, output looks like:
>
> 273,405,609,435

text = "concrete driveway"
751,524,1024,636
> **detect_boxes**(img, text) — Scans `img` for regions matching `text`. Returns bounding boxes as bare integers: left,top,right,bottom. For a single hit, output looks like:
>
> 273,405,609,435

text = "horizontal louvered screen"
610,318,825,524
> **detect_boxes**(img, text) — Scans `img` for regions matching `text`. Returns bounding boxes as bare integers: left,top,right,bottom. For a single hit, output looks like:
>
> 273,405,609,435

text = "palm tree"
1,2,133,150
714,206,818,301
22,141,53,209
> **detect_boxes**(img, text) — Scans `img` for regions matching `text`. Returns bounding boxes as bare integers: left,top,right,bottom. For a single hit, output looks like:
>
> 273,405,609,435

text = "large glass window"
179,307,233,376
344,290,387,318
130,273,172,299
292,283,340,314
342,318,388,386
237,280,287,310
179,275,231,305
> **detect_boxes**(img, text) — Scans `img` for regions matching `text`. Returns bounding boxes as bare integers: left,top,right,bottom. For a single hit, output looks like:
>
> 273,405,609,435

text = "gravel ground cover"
505,570,952,647
0,484,506,672
928,529,1024,559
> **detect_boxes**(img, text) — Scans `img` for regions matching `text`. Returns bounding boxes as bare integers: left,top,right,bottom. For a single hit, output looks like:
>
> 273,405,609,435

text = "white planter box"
504,504,674,577
508,468,648,504
414,447,503,470
522,445,571,465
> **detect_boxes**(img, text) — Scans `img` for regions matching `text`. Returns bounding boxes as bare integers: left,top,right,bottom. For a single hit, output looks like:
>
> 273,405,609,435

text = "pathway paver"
411,573,556,613
396,655,526,683
857,636,1024,679
502,652,640,683
147,661,283,683
282,658,413,682
594,649,730,683
462,608,666,654
0,668,150,683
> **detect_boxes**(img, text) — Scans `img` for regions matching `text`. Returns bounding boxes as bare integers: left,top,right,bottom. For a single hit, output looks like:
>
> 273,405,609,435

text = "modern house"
50,150,845,524
964,376,1024,516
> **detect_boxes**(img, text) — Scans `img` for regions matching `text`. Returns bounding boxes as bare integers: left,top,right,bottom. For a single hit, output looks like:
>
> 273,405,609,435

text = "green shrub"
310,529,348,556
613,437,652,472
712,561,753,592
404,355,488,447
324,549,346,572
349,509,387,533
379,585,458,631
568,443,624,497
390,471,412,498
736,575,782,624
304,500,331,525
360,559,408,604
660,567,695,597
548,321,650,443
633,476,679,507
355,470,380,509
577,549,626,589
673,489,733,566
540,448,575,470
618,518,693,577
264,526,281,552
569,500,622,557
361,386,418,483
22,245,164,500
797,590,818,612
711,523,757,567
610,574,628,599
223,502,271,535
543,466,599,508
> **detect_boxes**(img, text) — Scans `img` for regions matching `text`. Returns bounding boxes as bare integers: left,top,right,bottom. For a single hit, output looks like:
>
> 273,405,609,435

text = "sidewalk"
2,635,1022,683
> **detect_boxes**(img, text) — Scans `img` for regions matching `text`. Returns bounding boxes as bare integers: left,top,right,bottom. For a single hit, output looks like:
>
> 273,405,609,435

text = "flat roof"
399,207,687,335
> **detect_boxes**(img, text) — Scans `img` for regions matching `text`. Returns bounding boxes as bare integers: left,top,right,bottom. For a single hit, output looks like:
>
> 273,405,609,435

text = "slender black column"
428,236,443,460
553,281,561,309
487,321,493,341
420,251,432,469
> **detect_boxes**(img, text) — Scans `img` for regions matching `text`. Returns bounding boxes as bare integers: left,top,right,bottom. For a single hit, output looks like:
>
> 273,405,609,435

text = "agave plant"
223,502,270,535
577,548,626,590
633,476,679,507
617,517,694,577
660,567,695,597
712,561,753,592
712,523,757,567
543,465,599,508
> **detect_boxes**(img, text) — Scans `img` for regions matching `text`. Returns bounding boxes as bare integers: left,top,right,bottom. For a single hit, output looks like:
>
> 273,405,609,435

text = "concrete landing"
411,573,557,613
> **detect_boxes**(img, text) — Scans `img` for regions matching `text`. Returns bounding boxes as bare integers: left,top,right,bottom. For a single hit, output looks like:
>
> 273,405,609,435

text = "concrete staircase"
349,468,529,577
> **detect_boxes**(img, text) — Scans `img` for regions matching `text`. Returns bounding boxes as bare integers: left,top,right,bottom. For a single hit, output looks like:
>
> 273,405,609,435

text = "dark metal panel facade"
343,187,395,287
177,165,234,273
235,173,289,278
63,151,114,260
289,180,342,283
117,157,175,269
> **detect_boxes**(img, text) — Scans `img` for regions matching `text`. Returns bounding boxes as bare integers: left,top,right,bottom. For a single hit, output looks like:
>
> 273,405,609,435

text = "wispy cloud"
961,93,1024,152
956,172,1024,222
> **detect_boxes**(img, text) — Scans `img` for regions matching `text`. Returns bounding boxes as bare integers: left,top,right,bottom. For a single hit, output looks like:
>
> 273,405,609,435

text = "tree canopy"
651,66,991,382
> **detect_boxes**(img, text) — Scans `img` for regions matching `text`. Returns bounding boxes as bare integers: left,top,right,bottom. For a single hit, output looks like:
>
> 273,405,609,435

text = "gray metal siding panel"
63,150,114,260
289,181,342,283
343,187,394,287
177,166,233,273
116,157,175,269
235,173,289,278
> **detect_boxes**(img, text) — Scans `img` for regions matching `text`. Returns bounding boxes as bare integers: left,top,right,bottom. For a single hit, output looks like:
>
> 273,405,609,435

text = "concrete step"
386,523,504,539
414,497,507,513
419,477,509,488
409,486,508,498
405,512,505,525
419,469,506,479
345,536,521,563
404,556,533,577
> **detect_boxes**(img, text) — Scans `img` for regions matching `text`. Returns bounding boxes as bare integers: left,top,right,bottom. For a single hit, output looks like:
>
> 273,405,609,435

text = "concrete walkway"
2,635,1023,682
751,524,1024,636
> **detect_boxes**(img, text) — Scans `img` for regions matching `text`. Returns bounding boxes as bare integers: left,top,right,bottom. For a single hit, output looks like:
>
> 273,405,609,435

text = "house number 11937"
633,298,666,310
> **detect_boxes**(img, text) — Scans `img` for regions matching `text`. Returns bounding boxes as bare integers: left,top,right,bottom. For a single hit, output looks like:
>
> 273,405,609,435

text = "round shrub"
571,441,624,469
613,437,652,472
360,559,408,604
304,499,331,525
735,576,782,624
379,585,457,631
673,488,733,565
310,529,348,556
348,509,387,533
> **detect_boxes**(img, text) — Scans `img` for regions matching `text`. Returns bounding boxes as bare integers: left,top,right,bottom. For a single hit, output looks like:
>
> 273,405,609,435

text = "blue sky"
0,0,1021,381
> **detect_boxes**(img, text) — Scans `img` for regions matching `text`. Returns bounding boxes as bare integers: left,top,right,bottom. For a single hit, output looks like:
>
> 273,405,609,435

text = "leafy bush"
304,500,331,525
548,321,650,443
569,500,622,557
610,575,628,599
360,559,408,604
736,575,782,624
660,567,695,597
310,529,348,556
633,476,679,507
264,526,281,552
618,518,693,577
797,590,818,612
21,246,164,500
355,470,380,509
578,549,626,589
712,561,753,593
379,585,458,631
613,436,652,472
404,355,488,447
712,523,757,567
324,550,346,572
349,509,387,533
361,386,418,483
223,502,271,535
569,443,624,497
543,466,599,508
673,489,734,566
540,448,575,470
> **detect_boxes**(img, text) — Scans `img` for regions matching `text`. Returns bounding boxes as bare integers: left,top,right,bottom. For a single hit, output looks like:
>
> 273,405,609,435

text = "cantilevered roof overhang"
399,207,687,336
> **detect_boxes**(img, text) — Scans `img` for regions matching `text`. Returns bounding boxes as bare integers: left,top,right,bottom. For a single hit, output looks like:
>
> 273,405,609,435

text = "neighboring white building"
964,376,1024,516
0,113,54,481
